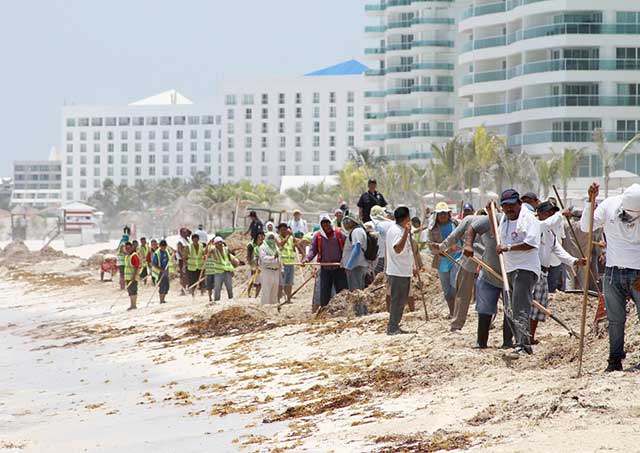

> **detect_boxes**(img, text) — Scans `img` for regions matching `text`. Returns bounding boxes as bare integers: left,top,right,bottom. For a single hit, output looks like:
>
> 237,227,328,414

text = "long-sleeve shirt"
341,227,368,270
581,195,640,270
440,215,484,273
259,245,281,271
539,221,577,268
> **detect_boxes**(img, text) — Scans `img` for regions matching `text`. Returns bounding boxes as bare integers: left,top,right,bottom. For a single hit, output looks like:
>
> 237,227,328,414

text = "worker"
147,239,159,285
116,232,129,290
151,239,171,304
276,223,297,304
138,237,150,284
123,242,140,310
185,233,204,298
259,232,281,305
206,236,239,303
247,232,265,298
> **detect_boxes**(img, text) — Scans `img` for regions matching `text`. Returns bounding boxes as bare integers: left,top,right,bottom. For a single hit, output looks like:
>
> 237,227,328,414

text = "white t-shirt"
582,195,640,270
386,223,414,277
373,219,394,259
499,208,541,275
288,218,308,234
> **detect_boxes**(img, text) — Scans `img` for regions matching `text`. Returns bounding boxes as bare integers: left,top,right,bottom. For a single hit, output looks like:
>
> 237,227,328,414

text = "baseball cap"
247,210,257,217
213,236,224,244
536,201,559,214
368,178,377,185
370,205,386,218
521,192,538,201
463,203,474,211
293,209,301,215
500,189,520,205
435,202,451,213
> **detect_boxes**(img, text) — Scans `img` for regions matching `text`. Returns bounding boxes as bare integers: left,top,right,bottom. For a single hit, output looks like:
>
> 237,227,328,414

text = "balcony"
365,129,454,141
386,62,454,73
461,23,640,54
364,0,454,13
366,85,454,98
462,59,640,86
461,2,506,20
507,130,630,146
386,39,454,52
463,95,640,118
365,106,455,119
364,46,386,55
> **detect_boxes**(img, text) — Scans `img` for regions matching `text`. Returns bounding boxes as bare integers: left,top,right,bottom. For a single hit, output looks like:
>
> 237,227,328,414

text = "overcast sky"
0,0,367,175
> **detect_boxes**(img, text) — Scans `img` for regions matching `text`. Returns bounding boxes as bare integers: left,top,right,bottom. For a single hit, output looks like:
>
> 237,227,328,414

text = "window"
177,142,183,152
313,106,320,118
161,130,169,140
94,144,101,153
243,94,254,105
162,142,169,152
261,137,268,148
149,155,156,164
279,93,285,104
135,167,141,176
228,166,234,177
66,132,73,141
347,121,354,132
313,136,320,147
177,166,183,176
227,109,235,120
313,150,320,161
121,167,128,176
202,115,214,124
261,151,267,163
149,143,155,152
313,165,320,176
108,143,114,152
107,167,113,176
204,142,212,151
79,132,86,141
190,130,197,139
245,108,252,119
296,92,302,104
190,154,197,164
146,116,158,126
295,136,301,147
176,155,183,164
261,108,268,119
330,150,336,161
94,131,101,140
66,118,76,127
133,117,144,126
148,131,156,140
228,138,234,149
279,136,286,147
80,179,87,187
330,92,336,103
205,129,212,139
120,143,127,152
135,155,142,164
244,123,252,134
348,136,354,146
279,150,286,162
163,155,170,164
347,91,355,103
121,155,128,164
149,167,156,176
188,115,200,125
133,143,140,152
80,144,87,153
296,107,302,119
66,167,73,176
347,106,355,117
163,166,169,176
245,151,252,162
79,117,91,126
295,122,302,133
225,94,237,105
279,122,285,133
245,137,252,148
261,93,268,105
314,122,320,133
261,166,268,177
94,179,101,188
279,108,285,119
245,166,252,177
313,92,320,103
119,117,130,126
133,131,140,140
108,155,114,164
107,131,114,140
160,116,171,125
174,116,186,125
295,150,302,162
280,165,286,176
66,156,73,165
262,123,268,133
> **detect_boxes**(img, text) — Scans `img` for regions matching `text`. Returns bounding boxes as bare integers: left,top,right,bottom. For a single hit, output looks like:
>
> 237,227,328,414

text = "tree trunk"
563,180,568,206
604,167,610,198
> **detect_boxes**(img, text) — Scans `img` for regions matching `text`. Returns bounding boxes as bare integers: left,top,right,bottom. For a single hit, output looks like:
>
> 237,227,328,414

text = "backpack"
350,226,379,261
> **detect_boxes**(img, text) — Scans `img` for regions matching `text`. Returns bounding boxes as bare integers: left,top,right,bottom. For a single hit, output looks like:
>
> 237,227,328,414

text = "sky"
0,0,367,176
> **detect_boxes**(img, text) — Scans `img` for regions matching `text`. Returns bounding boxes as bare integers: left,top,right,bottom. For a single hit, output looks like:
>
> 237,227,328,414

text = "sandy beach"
2,242,640,452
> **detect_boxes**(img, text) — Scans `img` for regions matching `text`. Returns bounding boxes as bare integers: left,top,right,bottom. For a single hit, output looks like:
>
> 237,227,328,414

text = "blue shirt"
438,222,462,273
152,249,170,271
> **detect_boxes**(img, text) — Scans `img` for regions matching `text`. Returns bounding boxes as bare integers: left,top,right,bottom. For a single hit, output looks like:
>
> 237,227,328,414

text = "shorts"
127,280,138,296
282,264,294,286
206,274,216,291
158,274,170,295
188,269,201,288
531,272,549,321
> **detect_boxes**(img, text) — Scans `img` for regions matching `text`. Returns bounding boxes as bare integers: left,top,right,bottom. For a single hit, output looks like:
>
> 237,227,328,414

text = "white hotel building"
61,90,222,202
365,1,640,177
218,60,371,186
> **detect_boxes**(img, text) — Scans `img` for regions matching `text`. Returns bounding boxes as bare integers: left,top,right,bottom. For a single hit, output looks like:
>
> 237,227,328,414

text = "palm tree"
593,129,640,197
553,147,584,205
535,157,560,199
337,161,367,206
431,137,460,199
348,147,388,170
473,127,504,205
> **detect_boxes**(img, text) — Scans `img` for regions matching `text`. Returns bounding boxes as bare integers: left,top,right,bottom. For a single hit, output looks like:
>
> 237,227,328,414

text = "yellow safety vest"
138,244,149,263
206,246,235,275
279,235,296,265
187,243,204,271
124,254,136,281
151,249,169,280
116,241,126,266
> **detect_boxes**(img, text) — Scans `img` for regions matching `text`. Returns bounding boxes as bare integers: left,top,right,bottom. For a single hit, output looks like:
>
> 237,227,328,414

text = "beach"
1,242,640,452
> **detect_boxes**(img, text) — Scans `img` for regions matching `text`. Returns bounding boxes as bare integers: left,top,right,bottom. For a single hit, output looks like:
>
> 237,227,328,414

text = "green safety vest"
138,244,149,263
187,243,204,271
124,254,136,281
205,245,235,275
279,235,296,265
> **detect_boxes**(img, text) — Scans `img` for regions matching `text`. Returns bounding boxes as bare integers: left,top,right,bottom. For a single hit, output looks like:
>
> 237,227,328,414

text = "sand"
1,245,640,452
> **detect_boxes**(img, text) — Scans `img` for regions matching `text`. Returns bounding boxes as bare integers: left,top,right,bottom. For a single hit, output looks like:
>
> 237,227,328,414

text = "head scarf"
262,232,278,256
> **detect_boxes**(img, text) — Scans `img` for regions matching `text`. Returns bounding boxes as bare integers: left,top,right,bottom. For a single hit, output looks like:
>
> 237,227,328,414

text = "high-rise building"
365,1,640,180
364,0,458,162
458,3,640,178
218,60,371,186
11,148,62,209
60,90,222,202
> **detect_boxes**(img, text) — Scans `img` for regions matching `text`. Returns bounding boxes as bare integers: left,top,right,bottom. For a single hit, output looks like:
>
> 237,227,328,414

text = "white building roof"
62,202,97,212
279,175,339,194
129,89,193,106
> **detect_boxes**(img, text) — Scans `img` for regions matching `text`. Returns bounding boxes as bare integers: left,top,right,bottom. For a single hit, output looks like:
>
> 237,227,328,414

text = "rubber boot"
530,319,539,345
501,314,514,349
475,314,492,349
605,358,623,372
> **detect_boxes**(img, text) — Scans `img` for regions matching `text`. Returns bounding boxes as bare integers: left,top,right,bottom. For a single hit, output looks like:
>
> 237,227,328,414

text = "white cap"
213,236,224,244
622,183,640,212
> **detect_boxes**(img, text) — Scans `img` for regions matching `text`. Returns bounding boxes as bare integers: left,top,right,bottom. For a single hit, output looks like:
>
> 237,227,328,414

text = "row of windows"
227,106,357,120
13,192,61,199
67,165,215,184
66,153,211,170
225,149,337,163
14,174,61,181
66,129,217,141
238,165,331,178
14,165,61,172
65,115,220,128
66,142,219,153
13,184,61,190
225,92,355,106
227,120,356,134
227,136,355,148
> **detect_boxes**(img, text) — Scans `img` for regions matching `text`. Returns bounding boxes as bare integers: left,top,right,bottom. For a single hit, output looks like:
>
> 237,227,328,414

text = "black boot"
474,314,492,349
605,358,623,372
500,314,515,349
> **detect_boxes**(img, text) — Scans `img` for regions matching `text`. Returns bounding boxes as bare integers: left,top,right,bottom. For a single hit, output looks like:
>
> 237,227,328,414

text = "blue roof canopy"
304,59,369,76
